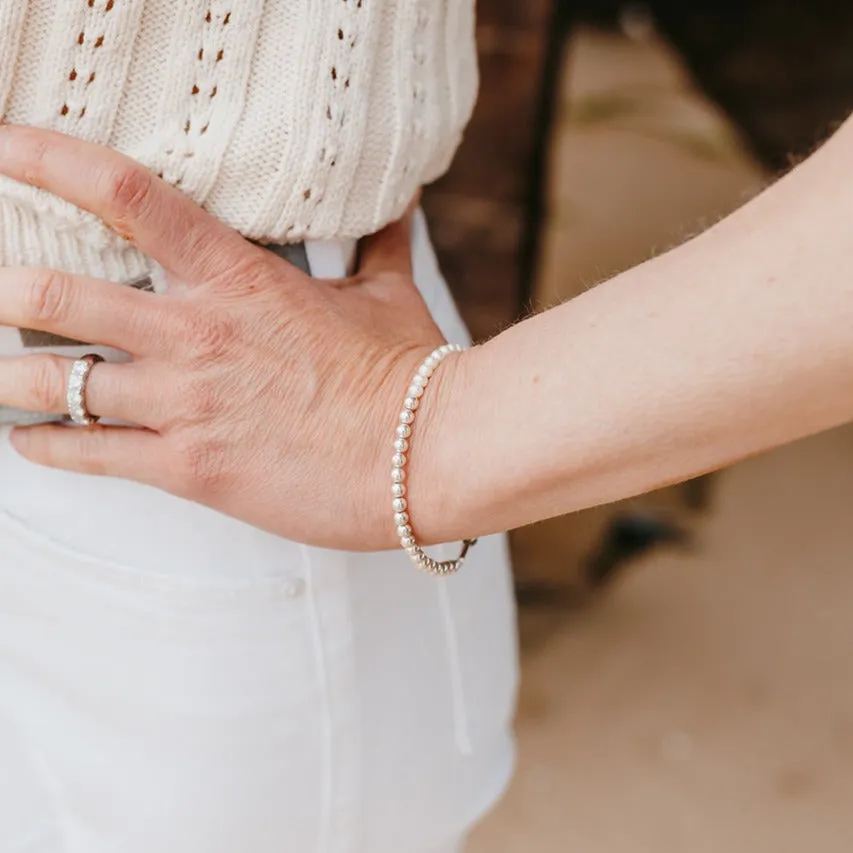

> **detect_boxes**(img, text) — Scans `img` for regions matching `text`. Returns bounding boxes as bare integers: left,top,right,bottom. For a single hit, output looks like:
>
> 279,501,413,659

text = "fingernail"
0,123,17,159
8,427,25,453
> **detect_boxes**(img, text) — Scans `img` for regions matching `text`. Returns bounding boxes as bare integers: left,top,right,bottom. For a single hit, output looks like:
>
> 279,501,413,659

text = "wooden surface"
422,0,564,342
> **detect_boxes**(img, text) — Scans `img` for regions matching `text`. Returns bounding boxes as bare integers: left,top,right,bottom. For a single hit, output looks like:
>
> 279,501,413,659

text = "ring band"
67,354,104,426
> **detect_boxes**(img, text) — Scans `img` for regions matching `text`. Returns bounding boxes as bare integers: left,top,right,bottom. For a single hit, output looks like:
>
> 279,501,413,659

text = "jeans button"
282,578,306,599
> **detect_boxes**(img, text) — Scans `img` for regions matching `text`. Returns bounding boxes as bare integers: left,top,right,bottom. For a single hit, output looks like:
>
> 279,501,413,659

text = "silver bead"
392,497,408,513
392,467,406,483
391,483,406,498
401,536,415,549
399,410,414,425
394,437,409,453
397,524,413,539
392,453,406,468
404,397,419,411
425,356,439,370
408,384,424,399
394,511,409,526
412,373,427,387
417,364,433,378
406,545,420,557
396,424,411,439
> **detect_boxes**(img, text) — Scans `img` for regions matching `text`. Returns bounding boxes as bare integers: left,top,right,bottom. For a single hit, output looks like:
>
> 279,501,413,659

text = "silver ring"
66,354,103,426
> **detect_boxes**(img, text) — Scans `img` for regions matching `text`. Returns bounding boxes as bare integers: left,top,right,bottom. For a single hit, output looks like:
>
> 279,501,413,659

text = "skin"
3,116,853,552
0,124,443,550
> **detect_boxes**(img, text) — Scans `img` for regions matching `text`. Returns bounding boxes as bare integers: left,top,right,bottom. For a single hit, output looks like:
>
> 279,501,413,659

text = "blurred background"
422,3,853,850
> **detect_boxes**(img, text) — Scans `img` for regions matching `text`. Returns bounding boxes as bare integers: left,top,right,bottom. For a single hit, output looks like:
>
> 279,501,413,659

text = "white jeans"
0,212,519,853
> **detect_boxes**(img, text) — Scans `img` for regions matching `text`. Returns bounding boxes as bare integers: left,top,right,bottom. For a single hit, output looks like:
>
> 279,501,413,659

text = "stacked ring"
66,353,104,426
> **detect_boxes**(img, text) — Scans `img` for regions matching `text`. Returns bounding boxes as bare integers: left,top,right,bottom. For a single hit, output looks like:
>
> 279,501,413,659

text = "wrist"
402,342,483,546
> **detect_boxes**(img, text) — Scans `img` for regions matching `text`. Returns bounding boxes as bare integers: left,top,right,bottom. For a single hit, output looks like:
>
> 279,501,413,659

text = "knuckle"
353,269,401,295
26,354,65,411
75,429,112,476
23,268,73,325
28,135,51,165
184,375,222,421
184,310,238,361
103,165,155,225
171,432,228,496
220,248,271,287
22,136,52,184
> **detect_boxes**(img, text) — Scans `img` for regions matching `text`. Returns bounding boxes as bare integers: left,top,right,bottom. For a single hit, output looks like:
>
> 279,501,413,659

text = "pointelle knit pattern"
0,0,478,280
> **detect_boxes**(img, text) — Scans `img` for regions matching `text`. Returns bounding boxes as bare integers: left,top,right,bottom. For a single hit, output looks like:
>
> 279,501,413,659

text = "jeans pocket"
0,717,63,852
0,507,324,851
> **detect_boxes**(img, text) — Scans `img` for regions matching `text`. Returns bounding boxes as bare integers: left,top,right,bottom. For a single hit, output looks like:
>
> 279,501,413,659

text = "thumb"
356,191,421,279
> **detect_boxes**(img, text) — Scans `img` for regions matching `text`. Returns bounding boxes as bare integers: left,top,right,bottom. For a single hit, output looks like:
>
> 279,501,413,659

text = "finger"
0,267,178,356
0,125,248,283
356,197,419,279
0,356,164,426
10,423,164,484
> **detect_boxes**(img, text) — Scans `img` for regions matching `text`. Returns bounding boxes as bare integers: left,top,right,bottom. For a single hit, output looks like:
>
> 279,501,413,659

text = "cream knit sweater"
0,0,478,281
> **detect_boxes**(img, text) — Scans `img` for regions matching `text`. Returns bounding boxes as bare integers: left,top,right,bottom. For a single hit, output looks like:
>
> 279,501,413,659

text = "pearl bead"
392,343,474,575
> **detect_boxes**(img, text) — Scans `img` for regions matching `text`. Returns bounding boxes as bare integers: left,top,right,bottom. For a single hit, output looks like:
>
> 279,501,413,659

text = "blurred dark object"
585,512,689,587
421,0,571,342
426,0,853,339
576,0,853,170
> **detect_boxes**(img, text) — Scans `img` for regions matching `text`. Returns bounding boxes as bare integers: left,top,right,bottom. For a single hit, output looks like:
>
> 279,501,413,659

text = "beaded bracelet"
392,343,477,576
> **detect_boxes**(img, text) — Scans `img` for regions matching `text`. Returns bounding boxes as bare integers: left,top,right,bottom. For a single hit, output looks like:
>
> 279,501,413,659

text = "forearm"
414,116,853,543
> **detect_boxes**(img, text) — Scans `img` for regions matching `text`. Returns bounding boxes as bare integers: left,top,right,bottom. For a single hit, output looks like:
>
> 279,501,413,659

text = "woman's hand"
5,116,853,551
0,125,450,551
